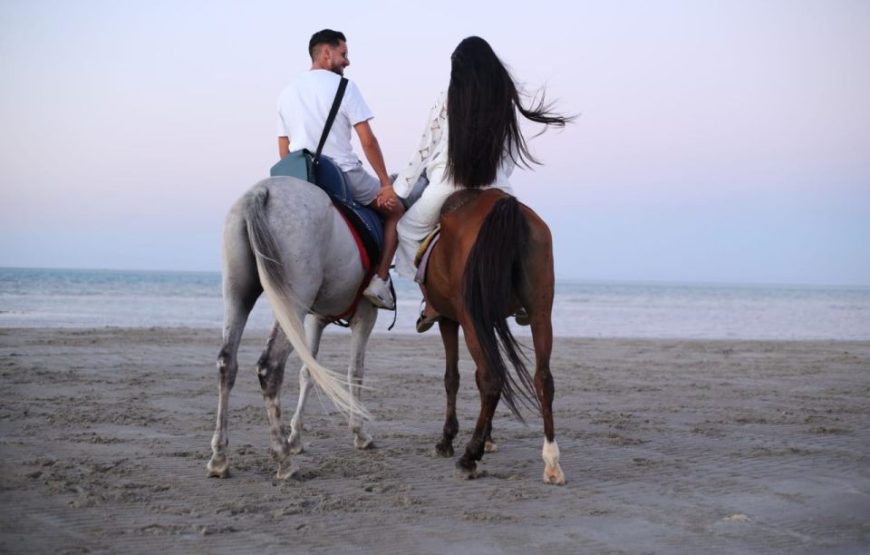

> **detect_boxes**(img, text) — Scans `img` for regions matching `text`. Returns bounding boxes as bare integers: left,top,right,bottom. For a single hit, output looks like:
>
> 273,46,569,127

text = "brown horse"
424,188,566,485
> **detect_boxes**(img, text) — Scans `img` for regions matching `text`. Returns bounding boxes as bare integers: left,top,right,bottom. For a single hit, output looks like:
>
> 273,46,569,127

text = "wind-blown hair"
447,36,572,189
308,29,346,60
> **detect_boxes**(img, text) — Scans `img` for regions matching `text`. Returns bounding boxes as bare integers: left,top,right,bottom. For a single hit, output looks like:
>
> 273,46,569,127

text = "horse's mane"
440,189,484,216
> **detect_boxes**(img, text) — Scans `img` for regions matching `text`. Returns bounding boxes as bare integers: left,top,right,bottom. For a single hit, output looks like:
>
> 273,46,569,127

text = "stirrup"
416,300,440,333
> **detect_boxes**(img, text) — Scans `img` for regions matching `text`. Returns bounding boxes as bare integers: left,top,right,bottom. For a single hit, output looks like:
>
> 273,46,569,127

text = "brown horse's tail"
462,195,540,420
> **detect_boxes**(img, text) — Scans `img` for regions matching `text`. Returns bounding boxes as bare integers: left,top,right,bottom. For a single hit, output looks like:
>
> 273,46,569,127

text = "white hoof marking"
206,457,230,479
542,439,566,485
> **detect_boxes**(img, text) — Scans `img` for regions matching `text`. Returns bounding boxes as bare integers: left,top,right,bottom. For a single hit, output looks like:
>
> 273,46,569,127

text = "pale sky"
1,0,868,286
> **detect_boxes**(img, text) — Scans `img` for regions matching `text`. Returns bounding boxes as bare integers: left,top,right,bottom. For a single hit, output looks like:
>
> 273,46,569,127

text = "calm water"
1,267,868,340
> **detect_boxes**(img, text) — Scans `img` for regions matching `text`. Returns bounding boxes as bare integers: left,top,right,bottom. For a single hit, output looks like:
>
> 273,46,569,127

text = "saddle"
413,225,440,284
270,154,384,274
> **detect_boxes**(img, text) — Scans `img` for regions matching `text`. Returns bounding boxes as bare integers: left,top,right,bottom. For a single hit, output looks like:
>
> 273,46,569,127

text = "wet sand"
1,327,868,554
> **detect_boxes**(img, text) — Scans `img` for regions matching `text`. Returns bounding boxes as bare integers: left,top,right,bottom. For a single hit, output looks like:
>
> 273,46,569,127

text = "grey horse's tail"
244,186,369,420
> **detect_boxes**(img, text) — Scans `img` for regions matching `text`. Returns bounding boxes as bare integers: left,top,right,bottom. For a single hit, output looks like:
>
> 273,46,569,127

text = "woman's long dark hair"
447,36,572,189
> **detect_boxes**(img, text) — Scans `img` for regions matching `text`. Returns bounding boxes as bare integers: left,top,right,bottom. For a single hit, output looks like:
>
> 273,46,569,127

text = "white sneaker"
363,274,395,310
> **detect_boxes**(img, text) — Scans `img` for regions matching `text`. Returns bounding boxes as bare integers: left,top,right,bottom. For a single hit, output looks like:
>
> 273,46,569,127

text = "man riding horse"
276,29,403,310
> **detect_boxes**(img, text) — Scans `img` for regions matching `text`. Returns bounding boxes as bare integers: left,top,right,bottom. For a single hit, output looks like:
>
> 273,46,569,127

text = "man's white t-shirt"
276,69,373,172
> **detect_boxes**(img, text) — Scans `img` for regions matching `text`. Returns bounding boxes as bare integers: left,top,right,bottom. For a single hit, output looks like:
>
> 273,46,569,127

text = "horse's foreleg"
208,296,255,478
435,319,460,457
348,302,377,449
287,313,328,454
256,322,295,479
456,328,501,479
530,315,565,485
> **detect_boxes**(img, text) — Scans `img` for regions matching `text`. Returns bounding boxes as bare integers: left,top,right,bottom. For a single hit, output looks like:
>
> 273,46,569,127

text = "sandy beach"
0,327,868,554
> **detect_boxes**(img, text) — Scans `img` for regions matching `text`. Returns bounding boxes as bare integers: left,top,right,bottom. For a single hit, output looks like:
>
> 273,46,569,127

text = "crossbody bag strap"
314,77,349,164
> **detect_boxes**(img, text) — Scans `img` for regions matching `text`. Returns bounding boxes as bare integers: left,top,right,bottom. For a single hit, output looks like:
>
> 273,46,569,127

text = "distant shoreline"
1,265,868,290
3,267,870,340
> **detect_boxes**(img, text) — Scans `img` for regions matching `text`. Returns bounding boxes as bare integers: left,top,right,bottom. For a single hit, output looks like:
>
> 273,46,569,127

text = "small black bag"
270,77,348,182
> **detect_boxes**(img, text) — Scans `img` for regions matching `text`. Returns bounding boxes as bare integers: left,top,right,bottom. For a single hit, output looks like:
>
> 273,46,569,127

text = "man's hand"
376,185,399,210
354,121,403,216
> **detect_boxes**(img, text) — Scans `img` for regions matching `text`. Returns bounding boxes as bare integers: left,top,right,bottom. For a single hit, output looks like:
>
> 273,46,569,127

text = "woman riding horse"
390,36,573,483
390,36,571,328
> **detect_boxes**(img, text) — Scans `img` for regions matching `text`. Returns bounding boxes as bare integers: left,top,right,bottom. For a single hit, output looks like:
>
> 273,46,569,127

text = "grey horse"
207,176,376,480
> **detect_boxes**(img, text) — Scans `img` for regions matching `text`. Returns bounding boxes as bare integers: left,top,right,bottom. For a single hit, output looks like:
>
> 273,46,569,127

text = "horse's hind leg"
470,369,497,453
208,286,258,478
287,313,329,454
522,213,565,484
348,301,377,449
530,308,565,485
484,420,498,452
476,369,497,453
435,319,460,457
256,322,295,479
455,327,501,479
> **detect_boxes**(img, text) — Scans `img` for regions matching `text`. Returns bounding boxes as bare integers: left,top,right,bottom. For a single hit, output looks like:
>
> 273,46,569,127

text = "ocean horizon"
1,267,869,340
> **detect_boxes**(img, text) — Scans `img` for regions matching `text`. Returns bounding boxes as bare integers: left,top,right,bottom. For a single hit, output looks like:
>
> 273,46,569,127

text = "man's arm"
353,121,390,185
354,120,398,208
278,136,290,159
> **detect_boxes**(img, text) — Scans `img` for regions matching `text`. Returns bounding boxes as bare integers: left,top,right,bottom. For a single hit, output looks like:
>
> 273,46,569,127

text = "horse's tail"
244,186,369,420
462,195,540,420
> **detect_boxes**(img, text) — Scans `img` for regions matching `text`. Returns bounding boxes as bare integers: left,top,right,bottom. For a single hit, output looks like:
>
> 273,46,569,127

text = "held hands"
376,185,399,211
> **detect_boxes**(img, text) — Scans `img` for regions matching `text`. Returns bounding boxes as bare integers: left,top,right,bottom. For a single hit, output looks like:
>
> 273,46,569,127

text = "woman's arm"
393,92,447,198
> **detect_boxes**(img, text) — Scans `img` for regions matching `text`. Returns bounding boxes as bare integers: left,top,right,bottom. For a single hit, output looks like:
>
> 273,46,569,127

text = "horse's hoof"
354,433,375,450
454,460,478,480
484,440,498,453
454,466,479,480
541,440,564,485
206,456,229,478
275,461,298,480
288,433,304,454
434,441,454,457
543,465,566,485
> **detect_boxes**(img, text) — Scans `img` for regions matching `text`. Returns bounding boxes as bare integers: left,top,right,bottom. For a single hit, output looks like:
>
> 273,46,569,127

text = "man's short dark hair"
309,29,346,59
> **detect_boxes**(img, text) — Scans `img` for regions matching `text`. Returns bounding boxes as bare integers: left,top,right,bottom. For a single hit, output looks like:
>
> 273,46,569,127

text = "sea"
1,267,869,340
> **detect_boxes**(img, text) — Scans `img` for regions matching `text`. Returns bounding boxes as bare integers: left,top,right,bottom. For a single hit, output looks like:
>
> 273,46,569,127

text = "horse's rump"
242,184,368,419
